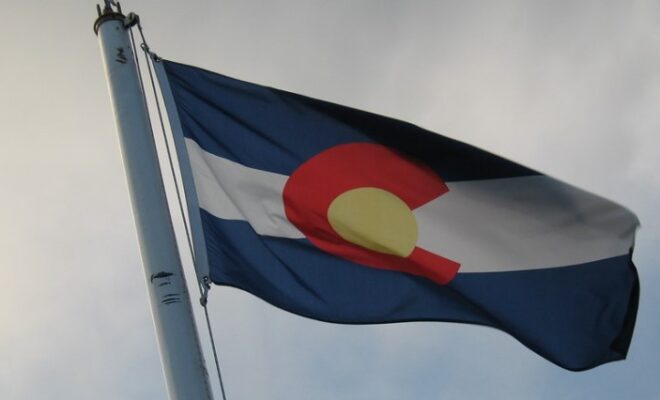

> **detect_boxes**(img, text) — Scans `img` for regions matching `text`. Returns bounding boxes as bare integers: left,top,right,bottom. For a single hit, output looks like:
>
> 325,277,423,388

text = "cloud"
1,1,658,399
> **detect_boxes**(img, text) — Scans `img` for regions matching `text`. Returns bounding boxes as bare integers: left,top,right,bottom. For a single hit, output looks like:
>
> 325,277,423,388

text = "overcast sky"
1,1,659,399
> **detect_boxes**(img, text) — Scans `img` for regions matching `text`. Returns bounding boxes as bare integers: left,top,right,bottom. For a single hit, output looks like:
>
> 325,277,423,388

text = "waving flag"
158,60,639,371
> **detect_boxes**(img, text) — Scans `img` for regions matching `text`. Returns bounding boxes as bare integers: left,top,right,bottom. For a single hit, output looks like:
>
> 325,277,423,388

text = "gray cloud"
1,1,658,399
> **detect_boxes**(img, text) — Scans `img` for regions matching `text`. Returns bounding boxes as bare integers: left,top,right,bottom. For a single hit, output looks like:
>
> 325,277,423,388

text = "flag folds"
159,60,639,371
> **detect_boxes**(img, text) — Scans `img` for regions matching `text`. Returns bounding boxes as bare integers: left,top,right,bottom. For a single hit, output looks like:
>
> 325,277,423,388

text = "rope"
132,18,211,301
130,18,228,400
133,18,211,303
138,32,195,260
202,297,229,400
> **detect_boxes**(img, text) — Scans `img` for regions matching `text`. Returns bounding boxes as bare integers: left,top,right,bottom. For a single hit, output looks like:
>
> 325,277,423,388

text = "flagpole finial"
102,0,120,14
96,1,120,17
93,1,124,34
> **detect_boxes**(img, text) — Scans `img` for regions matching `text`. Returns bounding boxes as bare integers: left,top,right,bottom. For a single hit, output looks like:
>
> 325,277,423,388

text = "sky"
1,1,659,399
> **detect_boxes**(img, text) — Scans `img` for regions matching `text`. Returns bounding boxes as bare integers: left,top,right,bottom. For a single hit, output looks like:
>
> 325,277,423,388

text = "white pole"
94,3,214,399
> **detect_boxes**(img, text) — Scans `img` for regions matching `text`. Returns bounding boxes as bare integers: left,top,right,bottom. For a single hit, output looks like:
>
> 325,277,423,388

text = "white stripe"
414,176,637,272
186,138,304,238
187,140,637,273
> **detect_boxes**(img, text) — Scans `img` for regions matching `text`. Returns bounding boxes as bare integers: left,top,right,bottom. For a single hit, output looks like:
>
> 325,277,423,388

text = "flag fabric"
158,60,639,371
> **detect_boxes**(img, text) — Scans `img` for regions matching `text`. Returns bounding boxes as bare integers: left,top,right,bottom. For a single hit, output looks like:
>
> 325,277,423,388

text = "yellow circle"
327,187,418,257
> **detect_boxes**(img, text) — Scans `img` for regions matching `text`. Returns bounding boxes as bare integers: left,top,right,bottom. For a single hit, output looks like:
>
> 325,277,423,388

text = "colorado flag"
158,60,639,371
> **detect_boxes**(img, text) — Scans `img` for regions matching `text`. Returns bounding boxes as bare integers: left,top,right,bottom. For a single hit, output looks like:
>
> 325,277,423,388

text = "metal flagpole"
93,2,214,399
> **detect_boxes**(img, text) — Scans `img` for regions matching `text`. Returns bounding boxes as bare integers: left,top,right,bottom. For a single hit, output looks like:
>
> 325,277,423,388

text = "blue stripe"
201,211,638,371
162,60,538,181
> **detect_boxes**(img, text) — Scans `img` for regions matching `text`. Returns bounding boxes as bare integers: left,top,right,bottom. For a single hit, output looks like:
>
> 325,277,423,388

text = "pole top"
93,1,125,35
